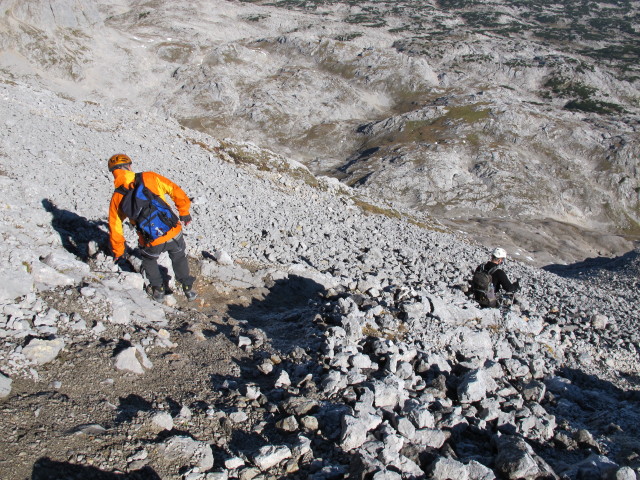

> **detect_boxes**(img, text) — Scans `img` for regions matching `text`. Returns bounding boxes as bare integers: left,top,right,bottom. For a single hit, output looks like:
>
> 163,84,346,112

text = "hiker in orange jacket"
108,154,197,301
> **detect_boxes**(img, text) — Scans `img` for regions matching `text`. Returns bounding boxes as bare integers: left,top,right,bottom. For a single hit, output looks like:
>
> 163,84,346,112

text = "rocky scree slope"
0,0,638,265
0,80,639,479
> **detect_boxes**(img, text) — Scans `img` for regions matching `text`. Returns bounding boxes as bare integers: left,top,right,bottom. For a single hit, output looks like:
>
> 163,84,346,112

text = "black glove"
180,214,192,226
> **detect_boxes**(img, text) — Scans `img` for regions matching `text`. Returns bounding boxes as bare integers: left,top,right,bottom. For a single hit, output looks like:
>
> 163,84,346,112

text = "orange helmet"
108,154,132,172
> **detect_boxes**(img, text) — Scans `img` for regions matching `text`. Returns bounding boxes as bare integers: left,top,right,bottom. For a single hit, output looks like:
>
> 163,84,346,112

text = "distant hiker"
107,154,197,302
472,247,519,308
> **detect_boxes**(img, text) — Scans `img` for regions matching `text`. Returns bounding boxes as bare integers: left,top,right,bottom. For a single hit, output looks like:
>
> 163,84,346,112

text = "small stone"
276,415,299,432
590,314,609,330
300,415,319,431
159,436,214,471
275,370,291,388
225,456,245,469
151,412,174,431
258,360,274,375
252,445,292,471
229,411,249,423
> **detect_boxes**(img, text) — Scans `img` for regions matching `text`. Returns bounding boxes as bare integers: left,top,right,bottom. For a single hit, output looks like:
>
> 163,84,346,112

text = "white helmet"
492,247,507,259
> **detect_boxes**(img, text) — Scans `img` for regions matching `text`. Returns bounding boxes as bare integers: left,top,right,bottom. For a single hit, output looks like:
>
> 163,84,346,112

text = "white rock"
430,457,469,480
114,345,152,374
151,411,174,431
0,372,12,398
159,435,214,471
22,337,65,364
224,456,245,469
214,249,234,265
275,370,291,388
252,445,292,471
0,267,33,302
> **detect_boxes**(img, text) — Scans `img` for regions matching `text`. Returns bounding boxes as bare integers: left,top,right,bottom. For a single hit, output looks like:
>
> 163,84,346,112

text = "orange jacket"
108,169,191,257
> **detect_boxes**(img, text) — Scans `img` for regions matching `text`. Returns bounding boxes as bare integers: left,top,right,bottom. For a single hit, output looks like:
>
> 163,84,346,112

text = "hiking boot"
151,286,165,302
183,284,197,301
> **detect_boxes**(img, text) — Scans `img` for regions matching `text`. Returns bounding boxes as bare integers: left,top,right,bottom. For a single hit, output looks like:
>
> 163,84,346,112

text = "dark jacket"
483,262,519,293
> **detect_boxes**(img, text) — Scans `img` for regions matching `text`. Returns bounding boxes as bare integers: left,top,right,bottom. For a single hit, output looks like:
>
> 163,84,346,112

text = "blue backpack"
116,172,179,244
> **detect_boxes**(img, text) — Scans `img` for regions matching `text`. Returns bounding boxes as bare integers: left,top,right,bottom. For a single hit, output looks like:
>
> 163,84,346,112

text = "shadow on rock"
32,457,161,479
226,274,327,353
543,246,640,280
42,198,109,260
115,394,153,424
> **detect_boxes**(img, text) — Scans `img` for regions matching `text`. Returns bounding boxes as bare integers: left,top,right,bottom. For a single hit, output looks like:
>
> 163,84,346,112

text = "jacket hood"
112,168,135,188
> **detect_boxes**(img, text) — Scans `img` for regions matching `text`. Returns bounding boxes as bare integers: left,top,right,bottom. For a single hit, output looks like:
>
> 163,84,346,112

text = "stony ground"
0,79,639,480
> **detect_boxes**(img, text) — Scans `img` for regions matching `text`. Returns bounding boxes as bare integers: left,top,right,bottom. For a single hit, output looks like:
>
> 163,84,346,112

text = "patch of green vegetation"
344,13,386,28
352,198,402,219
460,11,503,29
446,104,491,123
465,133,481,147
243,13,270,21
504,59,531,68
388,25,411,34
460,54,493,63
535,14,559,24
533,28,575,42
581,44,640,65
437,0,480,9
351,197,447,233
544,76,596,99
138,11,151,20
333,32,364,42
564,99,626,114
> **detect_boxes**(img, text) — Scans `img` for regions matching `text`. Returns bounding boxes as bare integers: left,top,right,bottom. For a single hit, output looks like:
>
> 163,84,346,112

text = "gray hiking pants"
140,233,194,289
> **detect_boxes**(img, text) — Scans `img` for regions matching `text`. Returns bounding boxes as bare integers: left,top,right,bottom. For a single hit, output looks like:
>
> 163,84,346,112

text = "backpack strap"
486,264,499,276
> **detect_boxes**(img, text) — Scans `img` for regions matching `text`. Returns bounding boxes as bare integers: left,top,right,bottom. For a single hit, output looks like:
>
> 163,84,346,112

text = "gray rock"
615,467,637,480
252,444,292,471
467,460,497,480
151,411,174,431
213,249,234,265
522,380,546,403
0,372,12,398
591,314,609,330
22,337,65,364
413,428,449,449
458,369,492,404
114,345,153,374
159,435,214,471
430,457,469,480
0,267,33,302
494,435,558,479
276,415,298,432
339,413,380,451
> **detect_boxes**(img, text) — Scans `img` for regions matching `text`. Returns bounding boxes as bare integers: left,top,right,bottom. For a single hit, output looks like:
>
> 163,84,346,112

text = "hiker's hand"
180,214,192,226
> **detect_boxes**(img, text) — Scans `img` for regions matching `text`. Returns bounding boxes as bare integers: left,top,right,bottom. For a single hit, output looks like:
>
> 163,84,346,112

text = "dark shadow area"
337,146,380,173
197,274,361,476
42,198,109,260
115,394,153,424
32,457,161,479
226,274,327,352
543,247,640,280
534,367,640,476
